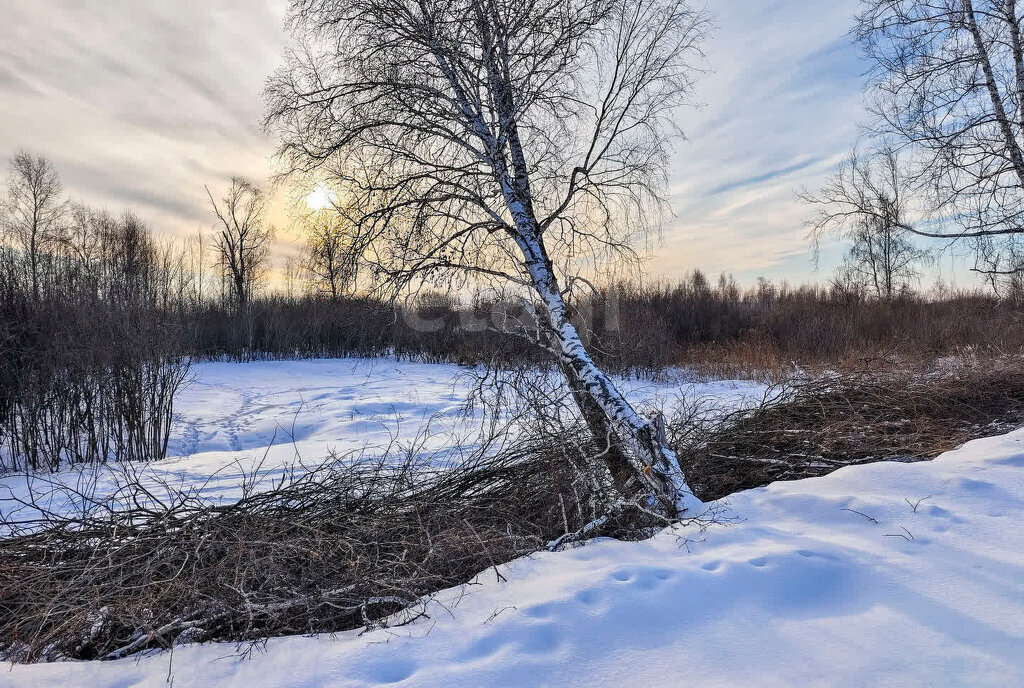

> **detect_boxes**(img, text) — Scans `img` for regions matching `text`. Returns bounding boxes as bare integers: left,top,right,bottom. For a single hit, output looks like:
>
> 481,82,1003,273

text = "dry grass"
675,360,1024,501
0,418,672,663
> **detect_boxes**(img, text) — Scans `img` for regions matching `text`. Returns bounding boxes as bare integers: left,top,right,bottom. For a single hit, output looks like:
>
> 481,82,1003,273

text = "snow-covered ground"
3,359,1023,687
165,358,764,468
2,358,765,518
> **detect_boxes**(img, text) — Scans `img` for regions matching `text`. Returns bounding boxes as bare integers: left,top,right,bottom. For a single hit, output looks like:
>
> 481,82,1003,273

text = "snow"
3,359,1024,687
2,358,763,519
165,358,761,466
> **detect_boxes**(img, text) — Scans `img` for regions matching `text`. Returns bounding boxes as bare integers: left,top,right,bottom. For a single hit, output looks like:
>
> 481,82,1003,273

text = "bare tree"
266,0,709,514
187,228,210,306
206,178,274,309
1,152,66,300
974,234,1024,299
846,0,1024,282
303,209,357,299
804,148,930,299
842,219,929,299
282,255,304,300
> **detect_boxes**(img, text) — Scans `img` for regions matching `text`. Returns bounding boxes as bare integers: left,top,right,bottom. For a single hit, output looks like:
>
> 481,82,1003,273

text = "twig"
841,507,879,524
905,496,931,513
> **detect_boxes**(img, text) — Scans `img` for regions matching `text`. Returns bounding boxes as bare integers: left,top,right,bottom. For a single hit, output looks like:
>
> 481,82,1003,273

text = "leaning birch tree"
266,0,708,515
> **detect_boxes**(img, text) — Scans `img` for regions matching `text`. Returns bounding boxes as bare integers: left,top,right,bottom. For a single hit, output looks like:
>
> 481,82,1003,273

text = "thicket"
183,275,1024,378
6,218,1024,473
0,396,690,662
6,356,1022,662
674,361,1024,500
0,211,190,472
3,154,1023,475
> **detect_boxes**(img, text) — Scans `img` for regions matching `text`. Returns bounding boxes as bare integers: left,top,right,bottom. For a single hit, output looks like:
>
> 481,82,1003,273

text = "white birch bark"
422,32,698,515
267,0,709,517
513,229,697,515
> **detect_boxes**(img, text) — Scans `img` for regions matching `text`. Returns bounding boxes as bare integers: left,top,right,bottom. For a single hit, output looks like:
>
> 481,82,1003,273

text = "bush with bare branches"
675,361,1024,501
0,400,692,662
0,212,190,472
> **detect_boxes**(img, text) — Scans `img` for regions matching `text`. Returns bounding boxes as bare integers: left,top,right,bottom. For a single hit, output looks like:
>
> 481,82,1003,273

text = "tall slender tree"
805,148,930,299
1,152,66,301
303,210,357,299
206,178,274,310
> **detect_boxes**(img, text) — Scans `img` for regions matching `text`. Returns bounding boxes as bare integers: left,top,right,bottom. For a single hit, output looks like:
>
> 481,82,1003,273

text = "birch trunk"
510,225,695,517
454,37,697,516
559,359,635,497
964,0,1024,185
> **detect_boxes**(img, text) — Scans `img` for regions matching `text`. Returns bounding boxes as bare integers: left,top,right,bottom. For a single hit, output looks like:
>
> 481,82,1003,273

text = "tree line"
5,149,1024,473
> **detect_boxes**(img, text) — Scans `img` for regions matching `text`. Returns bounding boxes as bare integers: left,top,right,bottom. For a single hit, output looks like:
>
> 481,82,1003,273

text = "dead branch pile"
676,363,1024,501
0,422,664,663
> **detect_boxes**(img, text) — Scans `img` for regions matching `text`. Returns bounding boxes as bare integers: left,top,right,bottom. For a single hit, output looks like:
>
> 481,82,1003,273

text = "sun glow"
306,184,336,211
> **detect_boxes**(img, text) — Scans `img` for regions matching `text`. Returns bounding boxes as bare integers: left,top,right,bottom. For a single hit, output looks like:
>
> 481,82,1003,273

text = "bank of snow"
5,414,1023,686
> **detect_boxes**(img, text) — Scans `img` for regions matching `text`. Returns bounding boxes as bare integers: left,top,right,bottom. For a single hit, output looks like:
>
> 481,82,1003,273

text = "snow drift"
4,405,1023,686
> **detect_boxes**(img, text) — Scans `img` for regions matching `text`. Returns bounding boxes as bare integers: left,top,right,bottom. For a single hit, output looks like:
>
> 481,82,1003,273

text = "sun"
306,184,336,211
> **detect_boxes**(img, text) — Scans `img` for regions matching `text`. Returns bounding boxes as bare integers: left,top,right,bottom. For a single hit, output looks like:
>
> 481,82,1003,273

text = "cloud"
0,0,879,283
707,158,822,196
655,0,867,283
0,0,290,240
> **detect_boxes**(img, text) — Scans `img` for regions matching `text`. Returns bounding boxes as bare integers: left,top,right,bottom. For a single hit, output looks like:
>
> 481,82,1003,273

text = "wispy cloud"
655,1,867,282
707,158,822,196
1,0,872,281
0,0,289,239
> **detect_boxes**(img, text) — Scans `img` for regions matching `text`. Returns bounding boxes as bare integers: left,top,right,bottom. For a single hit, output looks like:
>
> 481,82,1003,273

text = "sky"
0,0,982,287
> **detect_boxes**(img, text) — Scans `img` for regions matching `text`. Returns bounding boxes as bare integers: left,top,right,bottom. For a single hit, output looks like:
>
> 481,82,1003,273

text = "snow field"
2,359,1022,687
